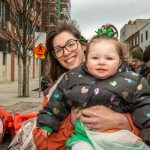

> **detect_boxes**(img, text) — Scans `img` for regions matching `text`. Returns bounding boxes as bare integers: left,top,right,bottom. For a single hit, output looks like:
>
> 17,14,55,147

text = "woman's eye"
68,42,75,47
55,48,62,53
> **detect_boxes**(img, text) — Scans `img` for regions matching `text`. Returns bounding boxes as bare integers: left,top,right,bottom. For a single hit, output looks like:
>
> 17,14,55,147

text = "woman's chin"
65,61,81,70
67,65,76,70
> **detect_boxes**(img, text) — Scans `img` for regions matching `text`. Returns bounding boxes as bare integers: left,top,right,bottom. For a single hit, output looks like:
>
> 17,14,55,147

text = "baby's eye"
106,57,113,60
92,56,99,60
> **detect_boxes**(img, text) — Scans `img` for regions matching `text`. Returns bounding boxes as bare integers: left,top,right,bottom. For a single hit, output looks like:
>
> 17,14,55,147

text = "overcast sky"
71,0,150,40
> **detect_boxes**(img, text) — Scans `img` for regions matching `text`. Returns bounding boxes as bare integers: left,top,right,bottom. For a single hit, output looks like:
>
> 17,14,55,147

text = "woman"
8,21,137,150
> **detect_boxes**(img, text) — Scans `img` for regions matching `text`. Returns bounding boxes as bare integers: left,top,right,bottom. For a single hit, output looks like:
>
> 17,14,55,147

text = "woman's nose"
63,48,71,56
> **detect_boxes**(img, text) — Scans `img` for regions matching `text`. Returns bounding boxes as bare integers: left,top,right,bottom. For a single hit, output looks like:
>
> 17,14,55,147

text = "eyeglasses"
52,39,79,58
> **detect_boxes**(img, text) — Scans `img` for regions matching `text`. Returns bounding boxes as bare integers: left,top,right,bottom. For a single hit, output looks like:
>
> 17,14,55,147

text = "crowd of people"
8,21,150,150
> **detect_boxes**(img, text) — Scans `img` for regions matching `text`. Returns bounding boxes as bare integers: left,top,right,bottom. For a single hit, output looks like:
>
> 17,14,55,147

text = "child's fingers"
71,106,82,125
41,129,48,139
47,132,51,136
76,112,81,119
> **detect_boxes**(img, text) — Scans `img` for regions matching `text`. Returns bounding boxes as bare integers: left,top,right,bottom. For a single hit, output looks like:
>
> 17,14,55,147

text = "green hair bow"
95,25,118,38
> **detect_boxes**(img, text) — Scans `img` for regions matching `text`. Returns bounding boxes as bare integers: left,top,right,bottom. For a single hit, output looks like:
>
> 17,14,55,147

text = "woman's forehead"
53,31,76,47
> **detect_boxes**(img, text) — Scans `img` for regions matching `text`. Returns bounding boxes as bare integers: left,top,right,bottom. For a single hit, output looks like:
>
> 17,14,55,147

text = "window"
5,2,10,21
36,2,40,16
128,41,130,47
146,30,148,40
122,31,124,36
133,38,135,46
16,12,19,29
28,0,33,9
0,39,10,53
132,39,133,47
0,1,10,27
136,36,139,44
16,43,24,58
29,57,31,66
141,33,143,43
35,26,40,32
130,40,132,47
0,1,2,16
36,59,38,66
16,11,22,29
27,21,33,34
3,53,6,65
18,57,20,65
28,48,33,57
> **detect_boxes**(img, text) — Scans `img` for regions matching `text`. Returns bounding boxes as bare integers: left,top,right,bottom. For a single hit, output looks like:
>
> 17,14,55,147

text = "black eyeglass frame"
52,39,82,58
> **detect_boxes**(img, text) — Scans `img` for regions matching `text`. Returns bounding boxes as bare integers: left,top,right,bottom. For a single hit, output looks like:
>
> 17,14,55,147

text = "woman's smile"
65,55,76,63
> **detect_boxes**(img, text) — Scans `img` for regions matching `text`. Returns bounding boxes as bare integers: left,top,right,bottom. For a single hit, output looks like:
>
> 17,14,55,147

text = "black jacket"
130,64,149,77
37,62,150,145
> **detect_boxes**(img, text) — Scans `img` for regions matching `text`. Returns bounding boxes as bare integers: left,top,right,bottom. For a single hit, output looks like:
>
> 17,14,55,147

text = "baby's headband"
95,24,118,38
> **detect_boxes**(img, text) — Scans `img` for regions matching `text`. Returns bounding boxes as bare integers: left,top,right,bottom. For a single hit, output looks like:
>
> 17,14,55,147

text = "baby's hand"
40,129,51,139
71,106,83,126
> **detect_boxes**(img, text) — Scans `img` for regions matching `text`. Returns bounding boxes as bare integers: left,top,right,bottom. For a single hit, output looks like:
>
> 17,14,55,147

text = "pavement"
0,78,43,114
0,78,43,149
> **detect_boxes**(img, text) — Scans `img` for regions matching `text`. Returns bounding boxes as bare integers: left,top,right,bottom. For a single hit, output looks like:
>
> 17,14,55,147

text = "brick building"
0,0,71,82
0,0,42,82
41,0,71,75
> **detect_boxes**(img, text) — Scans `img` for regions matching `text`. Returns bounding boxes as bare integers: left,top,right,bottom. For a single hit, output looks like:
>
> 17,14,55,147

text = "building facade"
120,19,150,43
125,30,139,51
0,0,71,82
41,0,71,32
120,19,150,52
139,22,150,50
41,0,71,75
0,0,43,83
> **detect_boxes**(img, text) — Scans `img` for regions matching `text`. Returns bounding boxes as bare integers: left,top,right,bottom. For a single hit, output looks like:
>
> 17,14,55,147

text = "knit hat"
131,47,143,61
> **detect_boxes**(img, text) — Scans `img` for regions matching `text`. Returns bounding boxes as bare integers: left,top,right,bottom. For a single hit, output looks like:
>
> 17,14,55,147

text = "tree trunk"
18,58,29,97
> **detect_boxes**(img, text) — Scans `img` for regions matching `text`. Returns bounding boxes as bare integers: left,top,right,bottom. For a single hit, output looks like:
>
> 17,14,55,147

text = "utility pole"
57,0,61,23
47,0,51,32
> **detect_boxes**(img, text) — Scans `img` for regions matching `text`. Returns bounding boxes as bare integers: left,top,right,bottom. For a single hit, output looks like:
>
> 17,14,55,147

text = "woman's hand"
80,105,132,132
40,129,51,139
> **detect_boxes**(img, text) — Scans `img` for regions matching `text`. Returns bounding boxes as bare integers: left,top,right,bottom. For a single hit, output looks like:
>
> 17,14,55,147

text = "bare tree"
0,0,42,96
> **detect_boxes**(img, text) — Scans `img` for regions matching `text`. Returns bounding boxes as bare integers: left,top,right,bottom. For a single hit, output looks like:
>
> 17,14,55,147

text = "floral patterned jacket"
37,62,150,145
